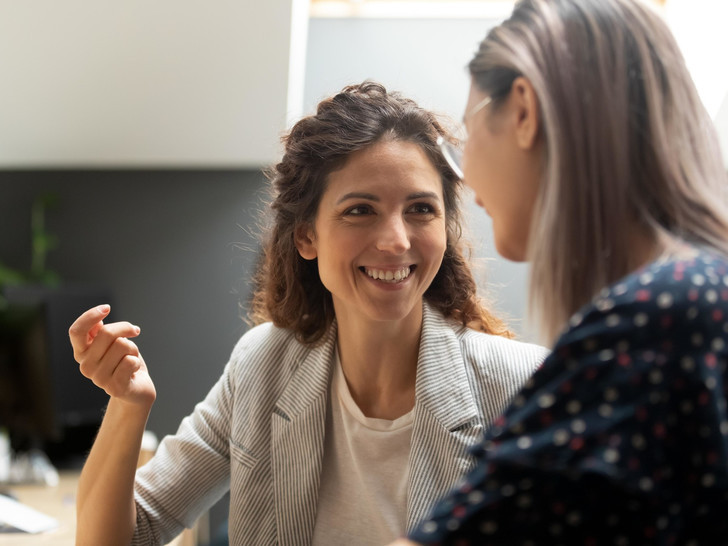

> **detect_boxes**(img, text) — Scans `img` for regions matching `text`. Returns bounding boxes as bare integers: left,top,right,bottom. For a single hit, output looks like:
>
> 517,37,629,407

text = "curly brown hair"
250,81,512,344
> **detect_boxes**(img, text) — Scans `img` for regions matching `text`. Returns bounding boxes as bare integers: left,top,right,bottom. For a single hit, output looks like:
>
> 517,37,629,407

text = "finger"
78,322,142,366
79,336,141,383
68,304,111,350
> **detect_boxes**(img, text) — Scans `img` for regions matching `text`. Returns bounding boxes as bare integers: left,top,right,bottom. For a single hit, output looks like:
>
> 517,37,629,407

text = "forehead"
324,139,444,200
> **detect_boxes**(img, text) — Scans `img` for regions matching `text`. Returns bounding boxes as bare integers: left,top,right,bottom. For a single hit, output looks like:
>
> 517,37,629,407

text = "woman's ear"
294,223,318,260
511,76,540,151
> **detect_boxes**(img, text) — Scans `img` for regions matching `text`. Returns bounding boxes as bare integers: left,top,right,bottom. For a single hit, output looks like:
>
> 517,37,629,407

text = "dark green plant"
0,193,61,313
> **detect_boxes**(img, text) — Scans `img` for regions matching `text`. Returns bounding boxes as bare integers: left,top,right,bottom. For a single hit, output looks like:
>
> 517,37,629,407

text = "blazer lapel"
271,323,337,546
406,303,484,531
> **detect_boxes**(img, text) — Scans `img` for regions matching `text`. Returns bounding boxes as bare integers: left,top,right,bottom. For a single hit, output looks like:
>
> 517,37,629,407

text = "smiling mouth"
360,265,415,283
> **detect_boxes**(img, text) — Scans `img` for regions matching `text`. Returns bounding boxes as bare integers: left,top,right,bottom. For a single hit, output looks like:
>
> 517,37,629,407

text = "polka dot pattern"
409,248,728,545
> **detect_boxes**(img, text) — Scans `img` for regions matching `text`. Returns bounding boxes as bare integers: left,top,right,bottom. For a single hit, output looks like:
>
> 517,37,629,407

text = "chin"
495,240,528,263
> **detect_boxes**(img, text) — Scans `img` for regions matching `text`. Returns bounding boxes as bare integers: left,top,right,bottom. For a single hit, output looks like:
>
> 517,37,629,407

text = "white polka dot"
657,517,669,530
649,369,664,384
614,284,628,296
606,314,620,327
479,521,498,535
692,273,706,286
657,292,673,308
516,494,532,508
706,289,719,303
604,448,620,463
538,393,556,408
512,394,526,408
687,306,699,320
721,421,728,436
702,474,716,487
467,490,485,504
712,338,725,351
571,419,587,434
553,429,570,446
616,340,630,353
706,377,718,390
517,436,533,449
634,313,649,327
422,521,438,534
596,298,615,312
692,333,704,347
632,434,646,450
598,404,613,418
569,313,583,327
566,511,581,525
446,518,460,531
604,388,619,402
566,400,582,414
599,349,615,361
639,477,654,491
640,272,654,285
519,478,533,490
681,356,696,371
501,484,516,497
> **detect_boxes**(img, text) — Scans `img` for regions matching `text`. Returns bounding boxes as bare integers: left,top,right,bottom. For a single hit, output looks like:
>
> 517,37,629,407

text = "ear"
294,223,318,260
511,76,540,151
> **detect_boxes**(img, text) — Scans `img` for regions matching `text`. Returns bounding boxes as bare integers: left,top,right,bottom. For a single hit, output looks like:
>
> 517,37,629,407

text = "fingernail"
97,304,110,314
133,325,141,335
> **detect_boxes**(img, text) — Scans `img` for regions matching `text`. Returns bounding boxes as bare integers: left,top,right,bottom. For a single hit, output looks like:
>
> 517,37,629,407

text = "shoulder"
564,248,728,338
225,321,321,382
457,327,549,372
551,247,728,372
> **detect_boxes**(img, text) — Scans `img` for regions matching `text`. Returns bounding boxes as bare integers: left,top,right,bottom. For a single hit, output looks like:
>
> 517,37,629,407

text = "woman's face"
296,138,447,329
462,79,542,262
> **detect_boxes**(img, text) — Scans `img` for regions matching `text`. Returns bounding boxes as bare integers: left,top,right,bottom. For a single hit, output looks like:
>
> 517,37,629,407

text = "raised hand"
69,304,156,408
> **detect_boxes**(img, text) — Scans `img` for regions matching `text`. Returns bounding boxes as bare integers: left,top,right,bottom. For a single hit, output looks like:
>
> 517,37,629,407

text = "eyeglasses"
437,95,492,179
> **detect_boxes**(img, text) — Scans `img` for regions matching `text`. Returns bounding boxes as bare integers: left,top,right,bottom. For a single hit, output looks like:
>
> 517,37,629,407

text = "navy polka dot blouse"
409,248,728,545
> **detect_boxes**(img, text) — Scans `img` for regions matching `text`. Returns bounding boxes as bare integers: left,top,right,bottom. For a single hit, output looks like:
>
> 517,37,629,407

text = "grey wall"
304,16,535,340
0,171,267,439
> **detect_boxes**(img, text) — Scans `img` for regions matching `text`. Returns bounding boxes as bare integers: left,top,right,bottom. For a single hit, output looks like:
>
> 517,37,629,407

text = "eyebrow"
336,191,441,205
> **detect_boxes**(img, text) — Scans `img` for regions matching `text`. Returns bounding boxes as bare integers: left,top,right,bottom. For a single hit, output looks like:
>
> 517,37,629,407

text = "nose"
375,214,411,254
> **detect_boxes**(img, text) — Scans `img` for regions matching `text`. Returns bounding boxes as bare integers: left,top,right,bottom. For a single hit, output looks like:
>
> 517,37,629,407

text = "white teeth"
365,266,411,283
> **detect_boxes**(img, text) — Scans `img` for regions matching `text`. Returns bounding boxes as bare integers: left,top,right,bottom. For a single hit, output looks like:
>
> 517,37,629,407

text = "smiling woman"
66,81,547,545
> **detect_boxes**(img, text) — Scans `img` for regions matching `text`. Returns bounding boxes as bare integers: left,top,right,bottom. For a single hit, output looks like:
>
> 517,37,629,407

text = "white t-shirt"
311,353,414,545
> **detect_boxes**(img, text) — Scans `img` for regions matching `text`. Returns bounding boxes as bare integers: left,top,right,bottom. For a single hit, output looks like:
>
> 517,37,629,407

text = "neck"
335,308,422,420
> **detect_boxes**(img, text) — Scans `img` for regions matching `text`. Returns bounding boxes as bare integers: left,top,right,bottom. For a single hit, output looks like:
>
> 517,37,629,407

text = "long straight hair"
470,0,728,343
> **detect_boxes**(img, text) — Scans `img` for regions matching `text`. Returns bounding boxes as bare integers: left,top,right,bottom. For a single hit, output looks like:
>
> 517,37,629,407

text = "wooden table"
2,470,203,545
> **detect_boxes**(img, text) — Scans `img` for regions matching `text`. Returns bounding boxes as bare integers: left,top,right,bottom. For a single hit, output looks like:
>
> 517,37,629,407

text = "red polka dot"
713,309,724,321
705,353,717,368
688,289,700,301
698,391,710,405
453,505,467,518
660,315,673,329
570,437,585,450
636,289,651,302
653,423,667,438
618,353,632,366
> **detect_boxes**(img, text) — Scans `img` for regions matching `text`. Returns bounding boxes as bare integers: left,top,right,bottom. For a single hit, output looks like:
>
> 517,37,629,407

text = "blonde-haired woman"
393,0,728,543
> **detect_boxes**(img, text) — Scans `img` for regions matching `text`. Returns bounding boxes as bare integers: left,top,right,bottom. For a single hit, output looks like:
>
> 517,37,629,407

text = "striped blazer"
131,302,547,545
